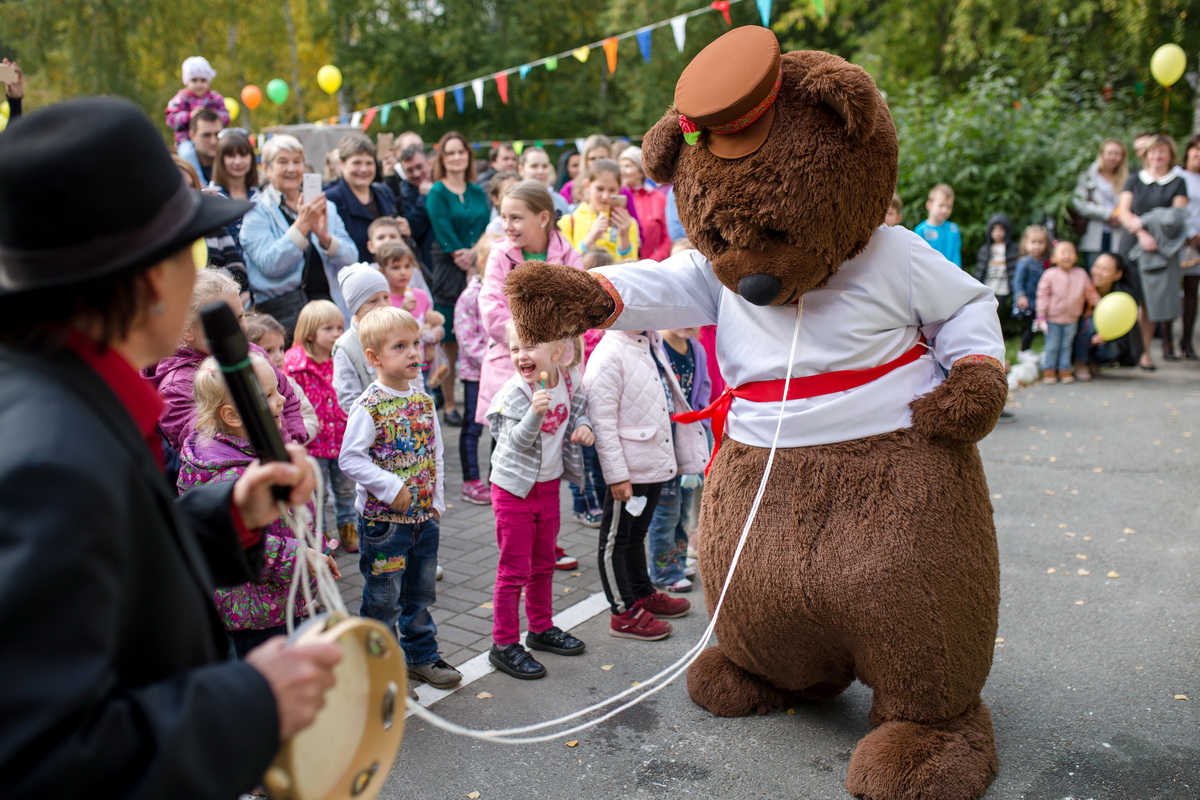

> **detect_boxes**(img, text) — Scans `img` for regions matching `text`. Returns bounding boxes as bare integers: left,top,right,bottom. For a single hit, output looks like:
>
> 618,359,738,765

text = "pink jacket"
629,184,671,262
1036,266,1101,326
475,232,584,424
582,330,708,485
284,346,346,459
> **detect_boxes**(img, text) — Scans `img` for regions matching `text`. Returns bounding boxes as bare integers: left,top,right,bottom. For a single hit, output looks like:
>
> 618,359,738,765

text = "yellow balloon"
0,100,8,118
224,96,240,121
1150,43,1186,88
192,238,209,271
0,114,6,133
1093,291,1138,341
317,64,343,95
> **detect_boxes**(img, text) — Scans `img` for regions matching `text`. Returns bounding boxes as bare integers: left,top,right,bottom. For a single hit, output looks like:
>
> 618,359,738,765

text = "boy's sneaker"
489,644,547,680
526,626,586,656
637,592,691,619
555,546,578,570
572,510,603,528
610,607,672,641
338,522,359,553
461,480,491,505
410,659,462,689
663,577,693,593
436,564,444,581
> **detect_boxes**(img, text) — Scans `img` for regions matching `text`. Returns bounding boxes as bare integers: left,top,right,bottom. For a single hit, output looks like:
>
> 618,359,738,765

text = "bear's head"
643,27,898,306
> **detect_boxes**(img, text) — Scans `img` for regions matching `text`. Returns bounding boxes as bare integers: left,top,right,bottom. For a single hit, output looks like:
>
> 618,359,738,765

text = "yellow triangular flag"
573,47,590,63
415,94,427,124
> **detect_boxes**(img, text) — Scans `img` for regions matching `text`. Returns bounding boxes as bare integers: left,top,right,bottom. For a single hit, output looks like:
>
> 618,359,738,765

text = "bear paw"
504,261,615,344
686,647,802,717
845,701,998,800
909,359,1007,443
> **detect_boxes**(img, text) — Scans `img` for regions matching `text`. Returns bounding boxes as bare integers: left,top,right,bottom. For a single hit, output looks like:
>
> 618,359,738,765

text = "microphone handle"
220,363,293,502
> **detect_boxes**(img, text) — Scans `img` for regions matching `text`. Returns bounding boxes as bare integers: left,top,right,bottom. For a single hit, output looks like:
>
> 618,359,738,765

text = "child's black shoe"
526,626,586,656
489,644,547,680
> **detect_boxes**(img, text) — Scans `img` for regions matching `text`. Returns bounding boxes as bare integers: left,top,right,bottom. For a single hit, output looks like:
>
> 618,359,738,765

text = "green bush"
890,62,1144,259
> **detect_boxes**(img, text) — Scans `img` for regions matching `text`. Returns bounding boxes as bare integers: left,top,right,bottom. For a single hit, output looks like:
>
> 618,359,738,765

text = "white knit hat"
338,264,390,316
182,57,217,84
619,145,643,171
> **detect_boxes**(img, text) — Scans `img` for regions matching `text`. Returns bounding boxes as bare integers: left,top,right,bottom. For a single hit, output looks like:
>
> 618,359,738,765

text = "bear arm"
909,357,1007,443
505,261,616,345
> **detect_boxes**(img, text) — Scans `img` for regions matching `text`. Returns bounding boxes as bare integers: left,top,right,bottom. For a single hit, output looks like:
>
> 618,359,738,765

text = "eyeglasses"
218,127,249,140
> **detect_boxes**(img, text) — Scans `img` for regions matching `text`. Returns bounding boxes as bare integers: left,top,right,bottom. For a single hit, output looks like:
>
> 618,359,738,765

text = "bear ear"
791,53,883,142
642,107,685,185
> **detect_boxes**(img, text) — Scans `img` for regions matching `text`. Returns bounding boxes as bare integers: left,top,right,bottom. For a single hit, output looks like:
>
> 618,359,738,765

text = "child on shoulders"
338,306,461,689
485,321,594,679
164,57,229,145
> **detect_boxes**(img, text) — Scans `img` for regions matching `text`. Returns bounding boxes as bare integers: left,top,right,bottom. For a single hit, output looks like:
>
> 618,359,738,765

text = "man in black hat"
0,97,341,799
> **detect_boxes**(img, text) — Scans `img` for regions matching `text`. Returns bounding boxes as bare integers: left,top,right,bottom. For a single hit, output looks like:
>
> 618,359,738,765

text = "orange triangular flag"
603,38,619,74
495,72,509,104
433,90,445,120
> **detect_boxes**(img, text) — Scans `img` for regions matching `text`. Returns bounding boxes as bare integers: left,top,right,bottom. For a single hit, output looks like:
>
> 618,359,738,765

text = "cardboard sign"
0,65,18,84
377,132,394,155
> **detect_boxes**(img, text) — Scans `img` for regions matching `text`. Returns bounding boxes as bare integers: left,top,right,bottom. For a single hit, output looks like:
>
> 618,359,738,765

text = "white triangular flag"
472,79,484,110
350,110,363,127
575,138,588,156
671,16,687,52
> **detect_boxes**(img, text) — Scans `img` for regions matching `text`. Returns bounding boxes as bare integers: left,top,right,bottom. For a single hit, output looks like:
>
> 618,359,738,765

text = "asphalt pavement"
341,359,1198,800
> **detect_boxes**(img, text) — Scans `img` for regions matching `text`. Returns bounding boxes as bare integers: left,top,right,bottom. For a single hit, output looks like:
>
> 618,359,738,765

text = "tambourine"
264,613,407,800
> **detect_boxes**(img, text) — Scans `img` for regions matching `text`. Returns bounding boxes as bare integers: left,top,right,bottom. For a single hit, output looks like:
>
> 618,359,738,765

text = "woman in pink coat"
477,181,584,425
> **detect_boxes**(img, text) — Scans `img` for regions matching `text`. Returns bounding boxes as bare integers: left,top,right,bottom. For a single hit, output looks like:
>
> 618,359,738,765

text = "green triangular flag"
545,57,558,71
399,99,410,111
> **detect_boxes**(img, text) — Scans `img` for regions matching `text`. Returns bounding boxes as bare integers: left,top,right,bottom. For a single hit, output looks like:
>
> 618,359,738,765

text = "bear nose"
738,273,782,306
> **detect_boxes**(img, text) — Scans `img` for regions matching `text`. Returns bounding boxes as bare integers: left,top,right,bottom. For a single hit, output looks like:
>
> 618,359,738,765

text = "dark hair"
432,131,476,183
489,143,514,165
188,108,222,134
376,240,415,266
556,148,578,191
244,311,285,343
0,271,152,353
337,133,376,162
1186,135,1200,171
487,170,520,202
367,216,402,238
212,130,259,194
399,144,425,162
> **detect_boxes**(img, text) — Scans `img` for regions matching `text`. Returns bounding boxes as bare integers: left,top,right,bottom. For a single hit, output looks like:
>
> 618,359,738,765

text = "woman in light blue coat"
242,134,358,337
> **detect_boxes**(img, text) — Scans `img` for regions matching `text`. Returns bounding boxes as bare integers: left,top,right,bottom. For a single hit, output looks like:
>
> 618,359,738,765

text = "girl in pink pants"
485,322,594,679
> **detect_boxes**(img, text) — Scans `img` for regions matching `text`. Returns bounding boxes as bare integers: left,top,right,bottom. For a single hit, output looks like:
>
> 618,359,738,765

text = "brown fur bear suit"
505,31,1008,800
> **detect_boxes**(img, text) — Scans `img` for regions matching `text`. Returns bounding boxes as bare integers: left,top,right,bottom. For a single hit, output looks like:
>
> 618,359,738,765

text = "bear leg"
844,698,997,800
686,646,810,717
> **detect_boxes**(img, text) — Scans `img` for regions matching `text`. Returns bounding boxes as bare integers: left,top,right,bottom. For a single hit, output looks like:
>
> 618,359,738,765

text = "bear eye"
709,228,730,249
763,226,789,243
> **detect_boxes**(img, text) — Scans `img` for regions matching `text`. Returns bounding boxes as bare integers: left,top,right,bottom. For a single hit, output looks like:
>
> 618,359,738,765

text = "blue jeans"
1073,317,1120,364
317,457,356,528
647,477,692,586
1042,321,1078,372
460,380,483,481
358,516,442,668
569,444,606,516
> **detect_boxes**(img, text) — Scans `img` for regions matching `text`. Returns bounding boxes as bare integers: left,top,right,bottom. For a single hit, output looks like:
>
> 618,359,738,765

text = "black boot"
489,644,547,680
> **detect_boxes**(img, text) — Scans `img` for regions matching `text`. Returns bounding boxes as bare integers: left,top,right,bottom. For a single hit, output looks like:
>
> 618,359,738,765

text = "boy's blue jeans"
358,515,442,668
569,444,606,516
317,456,357,528
647,476,692,586
1042,321,1078,372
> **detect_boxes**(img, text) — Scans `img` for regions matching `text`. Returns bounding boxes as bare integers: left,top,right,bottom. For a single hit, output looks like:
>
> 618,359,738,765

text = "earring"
150,302,167,315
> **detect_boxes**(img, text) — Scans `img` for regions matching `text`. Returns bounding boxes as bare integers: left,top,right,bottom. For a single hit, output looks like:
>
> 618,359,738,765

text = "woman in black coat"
0,98,339,800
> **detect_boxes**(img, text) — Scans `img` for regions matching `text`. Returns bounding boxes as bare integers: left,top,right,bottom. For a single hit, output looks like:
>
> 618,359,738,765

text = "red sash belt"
672,337,927,473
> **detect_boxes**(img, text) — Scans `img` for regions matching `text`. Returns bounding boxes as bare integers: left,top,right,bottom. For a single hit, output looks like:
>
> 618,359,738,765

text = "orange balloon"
241,85,263,111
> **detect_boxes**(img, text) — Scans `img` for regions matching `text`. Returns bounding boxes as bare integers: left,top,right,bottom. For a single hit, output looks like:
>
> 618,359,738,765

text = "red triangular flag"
711,0,732,24
603,38,619,74
433,90,445,120
361,107,377,130
495,72,509,104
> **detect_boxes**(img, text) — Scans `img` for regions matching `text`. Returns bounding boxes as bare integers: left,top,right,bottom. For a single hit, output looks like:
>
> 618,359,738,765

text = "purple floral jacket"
164,88,230,144
177,430,317,631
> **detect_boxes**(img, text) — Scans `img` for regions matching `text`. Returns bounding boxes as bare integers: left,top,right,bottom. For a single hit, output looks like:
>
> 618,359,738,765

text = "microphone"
200,301,292,501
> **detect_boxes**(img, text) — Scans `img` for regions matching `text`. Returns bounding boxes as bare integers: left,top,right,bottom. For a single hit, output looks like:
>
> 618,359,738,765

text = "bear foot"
845,700,998,800
686,646,805,717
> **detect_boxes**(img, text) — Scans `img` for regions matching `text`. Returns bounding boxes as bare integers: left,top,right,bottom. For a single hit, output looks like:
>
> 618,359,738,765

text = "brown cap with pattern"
674,26,782,160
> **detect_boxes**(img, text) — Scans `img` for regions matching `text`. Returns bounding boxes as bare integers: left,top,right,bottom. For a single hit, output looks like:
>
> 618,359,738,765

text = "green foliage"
892,62,1147,256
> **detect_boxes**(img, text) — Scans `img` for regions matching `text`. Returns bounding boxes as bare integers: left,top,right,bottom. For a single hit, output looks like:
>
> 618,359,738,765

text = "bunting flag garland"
453,86,465,114
637,29,653,63
433,90,445,119
572,47,590,63
495,72,509,104
671,15,688,52
361,107,377,130
711,0,732,25
756,0,772,26
472,79,484,109
603,38,619,74
415,95,427,124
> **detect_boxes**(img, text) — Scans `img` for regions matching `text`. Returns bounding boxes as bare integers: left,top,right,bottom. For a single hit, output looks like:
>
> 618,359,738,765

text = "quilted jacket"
583,329,708,485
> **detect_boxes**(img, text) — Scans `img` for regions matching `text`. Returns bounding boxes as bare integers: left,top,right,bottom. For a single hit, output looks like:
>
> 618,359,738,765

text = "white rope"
408,300,806,742
286,456,348,634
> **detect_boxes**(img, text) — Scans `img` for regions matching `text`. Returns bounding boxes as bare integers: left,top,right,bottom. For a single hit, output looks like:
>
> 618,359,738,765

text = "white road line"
407,590,611,713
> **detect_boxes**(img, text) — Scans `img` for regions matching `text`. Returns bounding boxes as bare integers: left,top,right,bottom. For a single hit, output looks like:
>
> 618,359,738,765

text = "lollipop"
539,370,548,389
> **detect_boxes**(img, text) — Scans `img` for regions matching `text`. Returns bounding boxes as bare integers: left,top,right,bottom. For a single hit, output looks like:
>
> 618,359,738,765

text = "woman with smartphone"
558,158,641,262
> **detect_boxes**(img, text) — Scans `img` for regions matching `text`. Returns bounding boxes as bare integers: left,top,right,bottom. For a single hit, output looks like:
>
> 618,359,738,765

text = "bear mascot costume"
506,26,1008,800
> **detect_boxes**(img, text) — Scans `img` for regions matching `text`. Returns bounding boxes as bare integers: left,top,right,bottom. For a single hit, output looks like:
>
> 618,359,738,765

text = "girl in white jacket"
583,329,708,641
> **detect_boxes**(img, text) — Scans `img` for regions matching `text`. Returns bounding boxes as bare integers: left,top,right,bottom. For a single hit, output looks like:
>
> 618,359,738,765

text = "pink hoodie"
476,231,584,425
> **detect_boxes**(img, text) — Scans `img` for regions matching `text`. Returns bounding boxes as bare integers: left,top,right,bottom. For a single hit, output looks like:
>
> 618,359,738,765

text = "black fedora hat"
0,97,253,296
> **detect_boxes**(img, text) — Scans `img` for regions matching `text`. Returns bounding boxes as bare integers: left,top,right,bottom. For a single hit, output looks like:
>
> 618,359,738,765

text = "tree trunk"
281,0,306,123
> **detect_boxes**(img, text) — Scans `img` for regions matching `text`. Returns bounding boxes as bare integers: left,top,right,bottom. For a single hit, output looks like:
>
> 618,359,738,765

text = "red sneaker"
555,546,578,571
610,607,672,640
637,592,691,619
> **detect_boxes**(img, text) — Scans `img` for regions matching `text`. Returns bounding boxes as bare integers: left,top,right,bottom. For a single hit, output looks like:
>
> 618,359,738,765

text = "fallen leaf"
1183,432,1192,437
1107,571,1120,578
992,493,1003,500
1077,569,1090,576
476,692,492,699
1075,600,1085,605
1174,694,1189,701
1049,456,1057,462
600,665,614,671
563,587,573,593
1046,567,1057,574
1174,449,1183,454
1058,523,1068,529
566,740,579,747
1076,554,1088,560
1092,467,1104,473
631,681,641,687
479,602,493,609
571,572,582,577
786,708,797,715
1045,490,1056,495
468,792,481,799
1082,536,1093,541
1065,532,1077,537
1136,666,1144,670
1124,528,1136,534
995,637,1005,643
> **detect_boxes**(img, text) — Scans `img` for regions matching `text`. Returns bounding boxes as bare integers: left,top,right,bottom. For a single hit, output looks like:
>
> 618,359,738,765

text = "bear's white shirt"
593,224,1004,448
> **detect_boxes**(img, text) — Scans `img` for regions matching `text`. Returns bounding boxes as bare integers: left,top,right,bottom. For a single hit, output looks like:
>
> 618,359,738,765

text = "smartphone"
0,65,18,84
302,173,323,202
377,132,394,154
611,195,627,209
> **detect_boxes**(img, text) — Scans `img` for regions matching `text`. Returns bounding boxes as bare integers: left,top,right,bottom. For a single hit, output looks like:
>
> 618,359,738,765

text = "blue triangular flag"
519,64,532,79
453,86,465,114
757,0,772,26
555,139,564,146
637,30,652,63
